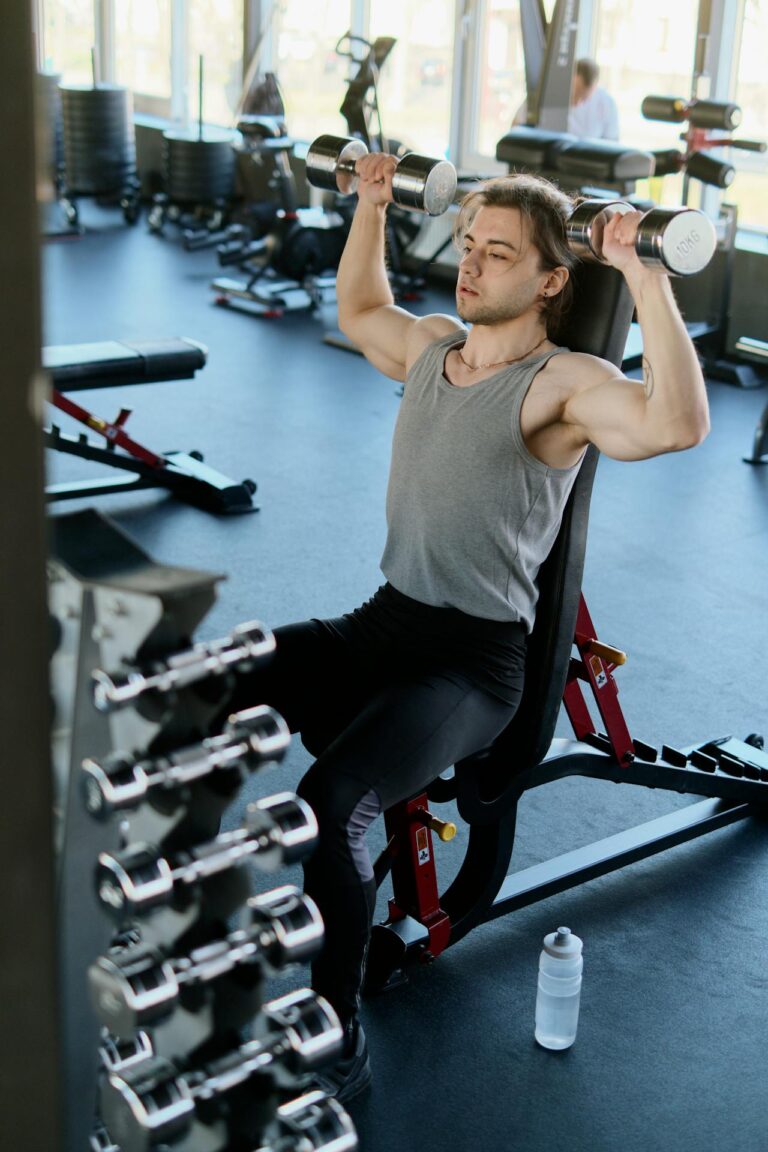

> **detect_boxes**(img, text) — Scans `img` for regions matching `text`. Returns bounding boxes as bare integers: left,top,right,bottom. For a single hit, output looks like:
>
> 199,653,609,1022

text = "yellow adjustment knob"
429,817,457,842
587,640,627,666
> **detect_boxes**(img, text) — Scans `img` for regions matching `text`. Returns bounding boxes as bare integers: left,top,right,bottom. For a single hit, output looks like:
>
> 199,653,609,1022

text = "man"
513,57,620,140
228,158,708,1102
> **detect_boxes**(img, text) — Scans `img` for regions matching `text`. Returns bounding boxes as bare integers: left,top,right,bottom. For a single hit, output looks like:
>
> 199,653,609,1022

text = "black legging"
225,584,526,1025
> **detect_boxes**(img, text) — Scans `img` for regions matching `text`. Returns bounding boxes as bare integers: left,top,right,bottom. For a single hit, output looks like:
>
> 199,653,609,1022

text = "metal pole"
0,5,62,1152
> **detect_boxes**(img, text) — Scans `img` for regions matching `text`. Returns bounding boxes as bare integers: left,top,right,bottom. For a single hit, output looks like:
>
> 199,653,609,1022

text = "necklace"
457,334,548,372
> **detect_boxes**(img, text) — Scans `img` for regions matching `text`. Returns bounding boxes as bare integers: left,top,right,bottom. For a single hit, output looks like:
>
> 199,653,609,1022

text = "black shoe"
313,1020,372,1103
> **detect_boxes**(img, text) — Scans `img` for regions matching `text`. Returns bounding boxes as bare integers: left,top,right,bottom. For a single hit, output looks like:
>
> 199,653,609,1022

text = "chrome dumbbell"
566,198,717,276
82,705,290,820
256,1090,358,1152
306,133,457,216
100,990,343,1152
89,885,324,1036
96,793,318,920
92,620,275,714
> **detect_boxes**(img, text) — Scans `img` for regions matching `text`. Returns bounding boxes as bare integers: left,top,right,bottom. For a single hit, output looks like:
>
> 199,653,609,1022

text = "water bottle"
534,926,583,1050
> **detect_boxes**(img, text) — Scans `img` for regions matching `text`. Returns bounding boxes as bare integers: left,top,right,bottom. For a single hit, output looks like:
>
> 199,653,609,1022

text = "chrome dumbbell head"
259,1090,358,1152
225,704,291,766
248,885,325,974
260,989,344,1086
82,752,149,820
90,947,179,1036
565,199,634,263
99,1030,154,1075
97,845,173,919
101,1055,196,1152
391,152,458,216
634,207,718,275
245,792,319,870
306,133,369,196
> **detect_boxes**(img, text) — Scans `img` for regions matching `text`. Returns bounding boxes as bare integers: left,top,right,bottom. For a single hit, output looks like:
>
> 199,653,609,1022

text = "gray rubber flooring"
45,201,768,1152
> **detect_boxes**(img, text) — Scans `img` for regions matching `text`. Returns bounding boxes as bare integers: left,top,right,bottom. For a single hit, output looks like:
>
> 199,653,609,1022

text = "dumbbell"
92,620,275,714
96,793,318,920
306,133,457,216
255,1090,358,1152
82,705,290,821
100,990,343,1152
89,885,324,1036
566,199,717,276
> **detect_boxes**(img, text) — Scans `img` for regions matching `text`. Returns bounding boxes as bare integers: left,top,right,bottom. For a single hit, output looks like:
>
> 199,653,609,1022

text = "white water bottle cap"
543,926,583,958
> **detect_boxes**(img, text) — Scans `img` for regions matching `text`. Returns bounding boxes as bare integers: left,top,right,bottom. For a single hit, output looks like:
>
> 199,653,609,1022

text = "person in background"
513,57,620,141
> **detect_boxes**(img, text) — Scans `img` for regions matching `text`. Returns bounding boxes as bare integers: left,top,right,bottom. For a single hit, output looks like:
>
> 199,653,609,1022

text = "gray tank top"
380,331,582,631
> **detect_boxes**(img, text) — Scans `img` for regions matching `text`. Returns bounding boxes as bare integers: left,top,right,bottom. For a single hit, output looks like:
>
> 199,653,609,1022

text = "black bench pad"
44,338,207,392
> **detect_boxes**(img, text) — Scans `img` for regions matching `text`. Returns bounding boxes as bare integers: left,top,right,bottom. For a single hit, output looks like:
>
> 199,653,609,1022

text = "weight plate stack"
163,129,237,205
60,84,137,196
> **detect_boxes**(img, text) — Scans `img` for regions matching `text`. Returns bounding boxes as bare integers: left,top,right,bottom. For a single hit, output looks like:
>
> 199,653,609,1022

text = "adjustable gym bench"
44,337,257,514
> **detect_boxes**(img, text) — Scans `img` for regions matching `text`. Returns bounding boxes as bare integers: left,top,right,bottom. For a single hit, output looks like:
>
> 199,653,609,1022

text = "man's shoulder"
542,349,623,392
405,314,465,371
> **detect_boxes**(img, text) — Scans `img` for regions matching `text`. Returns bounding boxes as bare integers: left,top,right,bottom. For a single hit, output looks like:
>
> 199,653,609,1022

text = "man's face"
456,205,546,326
571,74,593,106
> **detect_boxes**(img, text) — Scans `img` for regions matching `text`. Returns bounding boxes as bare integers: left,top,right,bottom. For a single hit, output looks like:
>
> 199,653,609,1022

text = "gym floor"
45,202,768,1152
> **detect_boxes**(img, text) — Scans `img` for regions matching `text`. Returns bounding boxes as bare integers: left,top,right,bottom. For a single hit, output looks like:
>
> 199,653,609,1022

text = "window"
273,1,353,143
369,0,456,158
593,0,701,206
728,0,768,229
472,0,527,161
115,0,172,118
41,0,96,84
188,0,244,127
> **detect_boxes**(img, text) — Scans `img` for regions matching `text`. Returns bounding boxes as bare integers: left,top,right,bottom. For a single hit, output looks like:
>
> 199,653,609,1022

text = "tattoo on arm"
642,356,655,400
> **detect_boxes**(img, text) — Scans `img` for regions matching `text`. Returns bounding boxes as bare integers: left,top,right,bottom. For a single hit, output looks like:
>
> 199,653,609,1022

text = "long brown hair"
453,174,577,334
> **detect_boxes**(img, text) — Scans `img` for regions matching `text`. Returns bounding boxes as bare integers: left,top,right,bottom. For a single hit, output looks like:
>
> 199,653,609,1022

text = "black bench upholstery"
496,127,654,195
43,338,207,392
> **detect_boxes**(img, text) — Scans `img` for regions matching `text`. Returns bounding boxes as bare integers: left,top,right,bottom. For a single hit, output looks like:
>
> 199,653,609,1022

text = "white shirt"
512,87,620,141
567,87,620,141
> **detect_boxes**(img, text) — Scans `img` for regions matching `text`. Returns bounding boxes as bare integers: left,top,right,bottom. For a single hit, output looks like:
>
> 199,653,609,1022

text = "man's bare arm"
336,154,461,380
562,213,710,461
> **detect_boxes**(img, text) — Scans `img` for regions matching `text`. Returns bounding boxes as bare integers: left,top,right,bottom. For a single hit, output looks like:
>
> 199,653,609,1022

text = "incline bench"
44,338,257,514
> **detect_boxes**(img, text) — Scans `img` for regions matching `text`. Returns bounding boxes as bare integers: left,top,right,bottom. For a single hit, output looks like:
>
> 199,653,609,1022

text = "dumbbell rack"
50,509,357,1152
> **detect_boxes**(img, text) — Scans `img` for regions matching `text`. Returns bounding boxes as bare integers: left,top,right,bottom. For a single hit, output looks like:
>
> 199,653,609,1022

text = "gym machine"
358,257,767,996
640,95,767,390
44,338,257,514
211,117,347,318
50,509,358,1152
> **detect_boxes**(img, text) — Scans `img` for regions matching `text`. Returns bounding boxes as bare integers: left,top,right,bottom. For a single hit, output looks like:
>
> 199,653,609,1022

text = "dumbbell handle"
92,620,275,714
97,794,318,917
82,705,290,820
